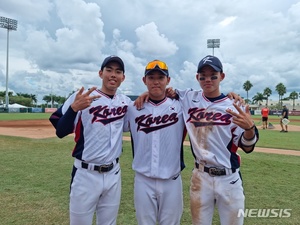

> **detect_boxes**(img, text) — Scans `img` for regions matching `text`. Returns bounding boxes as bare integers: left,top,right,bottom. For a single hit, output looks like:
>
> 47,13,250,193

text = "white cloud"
0,0,300,104
219,16,237,26
136,22,178,58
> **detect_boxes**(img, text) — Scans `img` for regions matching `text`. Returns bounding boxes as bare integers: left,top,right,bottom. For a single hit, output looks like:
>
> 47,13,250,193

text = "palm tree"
30,94,37,105
43,95,52,106
263,87,272,106
243,80,253,104
275,83,286,107
289,91,299,110
252,92,265,106
54,95,67,105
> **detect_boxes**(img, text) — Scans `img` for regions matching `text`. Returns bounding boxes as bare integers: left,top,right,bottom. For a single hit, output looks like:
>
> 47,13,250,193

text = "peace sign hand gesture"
71,87,101,112
226,103,256,138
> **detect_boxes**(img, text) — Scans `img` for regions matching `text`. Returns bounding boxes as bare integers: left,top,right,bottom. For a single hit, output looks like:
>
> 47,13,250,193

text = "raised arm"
49,87,100,138
226,103,258,153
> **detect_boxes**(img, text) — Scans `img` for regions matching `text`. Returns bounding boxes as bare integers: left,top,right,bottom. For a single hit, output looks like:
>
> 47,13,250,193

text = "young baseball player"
49,56,131,225
175,55,259,225
124,60,186,225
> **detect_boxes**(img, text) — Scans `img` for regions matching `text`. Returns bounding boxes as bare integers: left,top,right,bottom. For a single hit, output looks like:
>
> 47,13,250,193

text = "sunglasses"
145,60,168,70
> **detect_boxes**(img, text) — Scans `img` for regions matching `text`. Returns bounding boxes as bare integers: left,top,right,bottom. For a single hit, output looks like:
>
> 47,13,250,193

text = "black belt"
195,163,236,176
81,158,119,173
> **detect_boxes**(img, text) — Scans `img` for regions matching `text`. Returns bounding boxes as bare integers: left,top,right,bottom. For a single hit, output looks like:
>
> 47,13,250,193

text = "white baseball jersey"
177,89,250,169
50,89,131,164
124,97,186,179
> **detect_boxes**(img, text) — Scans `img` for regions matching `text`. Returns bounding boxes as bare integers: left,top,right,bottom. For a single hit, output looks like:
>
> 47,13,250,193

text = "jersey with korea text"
177,89,246,169
124,98,185,179
60,89,131,164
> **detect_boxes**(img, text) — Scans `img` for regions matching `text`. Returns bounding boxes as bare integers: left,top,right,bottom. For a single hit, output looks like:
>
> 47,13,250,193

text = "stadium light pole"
0,16,18,110
207,39,220,56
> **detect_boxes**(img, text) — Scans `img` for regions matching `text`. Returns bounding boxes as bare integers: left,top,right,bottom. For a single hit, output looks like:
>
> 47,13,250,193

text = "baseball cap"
197,55,223,73
101,55,125,72
145,60,169,76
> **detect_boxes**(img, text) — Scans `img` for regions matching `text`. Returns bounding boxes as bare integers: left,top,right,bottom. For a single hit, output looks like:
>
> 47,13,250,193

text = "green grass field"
252,115,300,126
0,136,299,225
0,113,51,120
0,113,299,224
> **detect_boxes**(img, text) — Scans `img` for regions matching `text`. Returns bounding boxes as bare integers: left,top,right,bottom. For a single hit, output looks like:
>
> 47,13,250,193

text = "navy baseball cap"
101,55,125,72
145,60,169,76
197,55,223,73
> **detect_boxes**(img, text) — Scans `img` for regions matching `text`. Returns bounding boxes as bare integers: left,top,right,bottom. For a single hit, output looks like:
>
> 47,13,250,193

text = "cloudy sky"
1,0,300,104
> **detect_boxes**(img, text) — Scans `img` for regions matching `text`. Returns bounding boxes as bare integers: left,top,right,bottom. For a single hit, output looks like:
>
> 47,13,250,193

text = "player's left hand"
134,91,149,110
226,103,254,131
227,103,257,152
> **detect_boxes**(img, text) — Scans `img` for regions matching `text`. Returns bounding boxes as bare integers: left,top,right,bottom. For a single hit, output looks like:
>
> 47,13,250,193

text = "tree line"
0,91,68,107
242,81,299,109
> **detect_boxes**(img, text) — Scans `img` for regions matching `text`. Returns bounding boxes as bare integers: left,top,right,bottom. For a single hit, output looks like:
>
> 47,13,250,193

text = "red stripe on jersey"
228,127,240,168
73,117,83,154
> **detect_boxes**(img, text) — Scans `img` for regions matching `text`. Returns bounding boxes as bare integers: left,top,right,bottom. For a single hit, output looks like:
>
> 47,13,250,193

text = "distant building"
261,99,300,110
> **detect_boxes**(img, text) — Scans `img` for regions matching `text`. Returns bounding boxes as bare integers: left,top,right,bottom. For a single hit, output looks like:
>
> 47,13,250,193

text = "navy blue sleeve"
49,106,78,138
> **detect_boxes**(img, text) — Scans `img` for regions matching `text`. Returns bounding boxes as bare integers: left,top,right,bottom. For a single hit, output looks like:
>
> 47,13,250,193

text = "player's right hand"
227,92,245,106
166,87,178,99
71,87,101,112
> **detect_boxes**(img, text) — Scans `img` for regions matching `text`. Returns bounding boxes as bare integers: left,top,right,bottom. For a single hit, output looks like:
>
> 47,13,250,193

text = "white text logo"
237,209,292,218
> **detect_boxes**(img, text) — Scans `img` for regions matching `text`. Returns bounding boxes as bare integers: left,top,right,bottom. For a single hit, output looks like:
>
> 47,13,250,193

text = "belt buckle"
208,167,217,177
97,164,110,173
